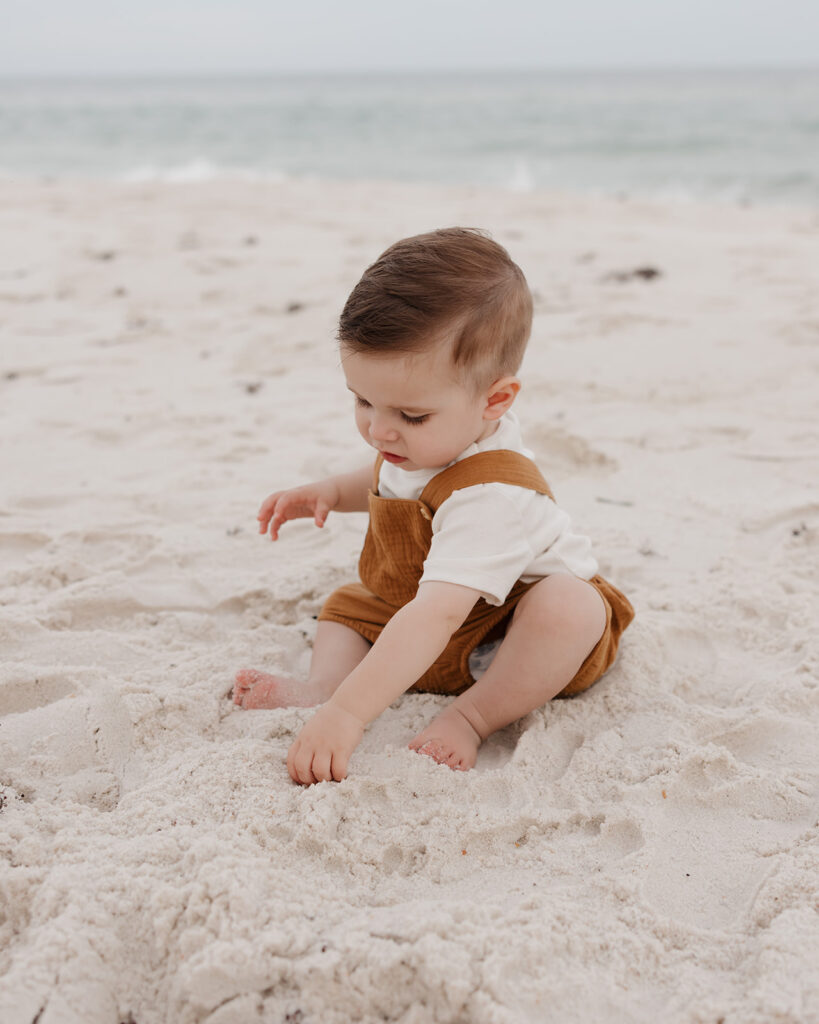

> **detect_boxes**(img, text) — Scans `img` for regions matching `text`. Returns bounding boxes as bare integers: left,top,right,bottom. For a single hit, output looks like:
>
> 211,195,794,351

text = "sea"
1,69,818,204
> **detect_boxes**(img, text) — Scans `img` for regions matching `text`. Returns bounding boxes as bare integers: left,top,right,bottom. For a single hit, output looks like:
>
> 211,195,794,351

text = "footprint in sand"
473,726,522,772
740,503,818,552
639,750,815,931
0,685,133,810
0,531,51,572
654,624,719,700
0,672,75,717
524,424,618,478
597,816,645,858
708,713,817,777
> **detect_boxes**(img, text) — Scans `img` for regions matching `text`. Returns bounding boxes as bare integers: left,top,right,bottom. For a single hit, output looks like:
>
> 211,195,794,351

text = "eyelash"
355,396,430,426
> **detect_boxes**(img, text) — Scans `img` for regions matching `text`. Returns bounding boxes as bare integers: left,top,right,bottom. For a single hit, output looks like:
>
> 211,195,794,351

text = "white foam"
506,157,536,193
119,159,287,184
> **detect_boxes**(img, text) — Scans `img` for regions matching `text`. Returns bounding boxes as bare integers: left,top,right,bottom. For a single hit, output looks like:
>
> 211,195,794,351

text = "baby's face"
341,345,499,472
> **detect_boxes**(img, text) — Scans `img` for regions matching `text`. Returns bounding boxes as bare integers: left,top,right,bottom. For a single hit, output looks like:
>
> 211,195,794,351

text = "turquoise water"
1,70,817,202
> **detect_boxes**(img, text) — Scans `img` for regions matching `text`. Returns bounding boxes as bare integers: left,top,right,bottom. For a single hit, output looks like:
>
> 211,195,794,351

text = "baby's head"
338,227,532,391
338,228,533,471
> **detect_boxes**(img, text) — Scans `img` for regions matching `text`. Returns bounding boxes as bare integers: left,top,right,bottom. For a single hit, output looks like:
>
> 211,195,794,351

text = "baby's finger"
314,498,331,529
268,506,291,541
286,740,307,784
311,750,333,783
257,492,283,527
257,493,279,518
330,749,349,782
290,743,317,786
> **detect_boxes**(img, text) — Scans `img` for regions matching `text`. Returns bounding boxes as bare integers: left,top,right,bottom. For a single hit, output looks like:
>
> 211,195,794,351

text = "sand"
0,178,817,1024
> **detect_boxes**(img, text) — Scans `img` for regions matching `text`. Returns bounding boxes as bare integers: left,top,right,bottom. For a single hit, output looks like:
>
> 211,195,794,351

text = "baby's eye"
400,412,430,425
354,396,371,409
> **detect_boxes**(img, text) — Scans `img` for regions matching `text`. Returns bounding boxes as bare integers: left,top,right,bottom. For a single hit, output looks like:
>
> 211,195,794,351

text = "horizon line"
1,62,818,80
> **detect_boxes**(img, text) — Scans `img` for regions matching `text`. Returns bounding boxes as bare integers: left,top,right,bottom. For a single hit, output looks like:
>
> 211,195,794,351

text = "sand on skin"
0,179,817,1023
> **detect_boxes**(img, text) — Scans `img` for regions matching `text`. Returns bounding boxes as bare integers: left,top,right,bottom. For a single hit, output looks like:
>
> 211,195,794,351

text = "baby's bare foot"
408,705,482,771
233,668,319,710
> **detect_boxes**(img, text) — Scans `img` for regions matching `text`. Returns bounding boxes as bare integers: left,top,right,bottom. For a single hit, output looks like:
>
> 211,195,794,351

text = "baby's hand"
287,702,365,785
257,480,341,541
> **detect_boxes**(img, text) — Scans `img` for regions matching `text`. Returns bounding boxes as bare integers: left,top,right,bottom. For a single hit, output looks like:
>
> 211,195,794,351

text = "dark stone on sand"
603,266,662,283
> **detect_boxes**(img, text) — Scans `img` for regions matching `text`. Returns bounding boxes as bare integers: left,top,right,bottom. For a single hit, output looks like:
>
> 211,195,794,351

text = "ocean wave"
1,71,818,204
505,159,536,193
118,159,288,184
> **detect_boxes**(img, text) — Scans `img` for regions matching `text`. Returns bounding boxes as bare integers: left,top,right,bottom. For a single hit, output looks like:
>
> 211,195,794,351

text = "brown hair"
338,227,532,386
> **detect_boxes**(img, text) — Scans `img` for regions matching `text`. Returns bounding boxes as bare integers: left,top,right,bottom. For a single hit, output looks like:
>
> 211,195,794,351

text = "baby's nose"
369,415,399,442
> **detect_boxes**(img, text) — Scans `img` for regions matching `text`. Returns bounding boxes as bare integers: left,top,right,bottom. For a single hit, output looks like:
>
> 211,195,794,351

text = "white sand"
1,179,817,1024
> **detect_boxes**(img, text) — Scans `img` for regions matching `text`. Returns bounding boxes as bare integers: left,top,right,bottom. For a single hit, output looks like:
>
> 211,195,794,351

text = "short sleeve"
419,484,545,606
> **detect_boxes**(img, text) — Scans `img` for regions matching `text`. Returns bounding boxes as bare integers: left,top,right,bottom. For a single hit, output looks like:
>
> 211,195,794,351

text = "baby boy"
234,227,633,785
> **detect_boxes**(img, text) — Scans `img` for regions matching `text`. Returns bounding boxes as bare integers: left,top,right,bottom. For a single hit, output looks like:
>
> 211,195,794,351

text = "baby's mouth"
380,451,407,464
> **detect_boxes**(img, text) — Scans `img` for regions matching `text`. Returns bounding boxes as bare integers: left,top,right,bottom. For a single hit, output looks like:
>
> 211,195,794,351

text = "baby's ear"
484,376,521,420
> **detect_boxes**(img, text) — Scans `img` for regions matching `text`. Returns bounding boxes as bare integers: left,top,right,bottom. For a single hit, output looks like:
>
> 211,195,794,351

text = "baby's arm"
330,582,479,722
258,464,372,540
286,581,481,784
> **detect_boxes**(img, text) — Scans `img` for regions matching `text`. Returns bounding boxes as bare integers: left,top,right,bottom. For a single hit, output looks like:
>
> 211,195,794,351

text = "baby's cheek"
423,438,457,465
353,412,370,442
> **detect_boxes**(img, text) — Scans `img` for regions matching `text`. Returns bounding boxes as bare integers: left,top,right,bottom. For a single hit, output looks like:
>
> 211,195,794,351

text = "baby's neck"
475,419,501,445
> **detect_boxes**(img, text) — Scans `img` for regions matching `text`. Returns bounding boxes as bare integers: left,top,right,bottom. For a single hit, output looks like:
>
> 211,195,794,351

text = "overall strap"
419,450,554,514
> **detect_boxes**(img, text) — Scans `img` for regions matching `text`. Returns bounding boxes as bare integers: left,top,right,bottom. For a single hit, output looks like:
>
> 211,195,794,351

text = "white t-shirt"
377,411,598,606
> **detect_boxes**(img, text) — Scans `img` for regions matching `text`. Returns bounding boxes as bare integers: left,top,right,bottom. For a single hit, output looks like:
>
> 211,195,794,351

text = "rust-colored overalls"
318,450,634,696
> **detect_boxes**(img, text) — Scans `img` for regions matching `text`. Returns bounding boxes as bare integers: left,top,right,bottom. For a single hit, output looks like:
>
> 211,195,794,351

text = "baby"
234,227,634,785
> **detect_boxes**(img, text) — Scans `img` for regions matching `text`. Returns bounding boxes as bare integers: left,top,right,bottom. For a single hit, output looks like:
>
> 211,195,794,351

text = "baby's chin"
394,457,450,472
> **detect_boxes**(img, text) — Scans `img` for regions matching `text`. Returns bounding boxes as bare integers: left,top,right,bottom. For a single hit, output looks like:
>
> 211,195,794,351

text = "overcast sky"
4,0,819,76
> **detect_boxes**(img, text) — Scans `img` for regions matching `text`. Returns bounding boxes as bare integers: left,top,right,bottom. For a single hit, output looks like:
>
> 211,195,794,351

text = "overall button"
418,503,433,521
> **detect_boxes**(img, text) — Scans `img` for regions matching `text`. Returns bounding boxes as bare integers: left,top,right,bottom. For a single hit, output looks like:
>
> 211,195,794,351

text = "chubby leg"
409,575,606,770
234,621,371,709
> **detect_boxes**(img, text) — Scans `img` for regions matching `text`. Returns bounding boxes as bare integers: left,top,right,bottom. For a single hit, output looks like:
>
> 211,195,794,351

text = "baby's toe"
240,684,272,709
235,668,263,688
233,669,255,699
445,749,463,769
416,740,449,765
407,732,431,752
